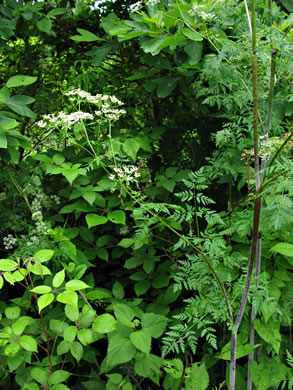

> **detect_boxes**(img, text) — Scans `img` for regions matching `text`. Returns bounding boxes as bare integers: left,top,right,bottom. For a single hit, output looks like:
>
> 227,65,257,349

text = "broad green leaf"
5,306,21,319
113,303,135,326
86,213,108,228
0,131,7,148
93,313,117,333
86,288,112,300
48,370,71,385
7,355,24,371
5,95,35,105
182,27,203,41
185,362,209,390
0,86,9,102
217,343,253,360
77,328,93,345
50,319,69,334
122,138,140,161
53,269,65,288
51,384,70,390
4,101,36,118
101,13,119,34
37,18,52,32
107,210,126,225
70,341,83,361
184,41,202,65
156,77,178,98
135,353,162,378
34,249,54,262
5,343,21,356
65,279,90,291
65,304,79,322
254,319,281,353
47,8,68,16
53,153,65,165
57,340,71,355
12,318,28,336
31,367,48,385
118,238,134,248
142,34,185,55
130,328,151,353
64,326,77,342
107,373,123,384
107,333,136,367
0,259,18,271
93,247,107,262
134,280,151,296
164,358,184,379
249,358,288,390
57,291,78,308
112,281,125,299
270,242,293,257
37,293,54,312
6,75,37,88
82,191,96,205
71,28,103,42
30,285,52,294
280,0,293,12
30,263,51,276
141,313,168,338
19,335,38,352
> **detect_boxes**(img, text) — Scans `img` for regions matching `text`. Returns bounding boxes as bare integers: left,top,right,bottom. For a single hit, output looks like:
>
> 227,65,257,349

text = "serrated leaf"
185,362,209,390
65,279,90,291
270,242,293,257
53,269,65,288
30,285,52,294
19,335,38,352
113,303,135,326
86,213,108,228
141,313,168,338
6,75,37,88
93,313,117,333
107,333,136,368
130,328,151,353
37,293,54,312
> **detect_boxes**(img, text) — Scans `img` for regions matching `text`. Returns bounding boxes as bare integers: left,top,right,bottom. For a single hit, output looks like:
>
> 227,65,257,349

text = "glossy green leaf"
19,335,38,352
107,210,126,225
70,341,83,361
53,269,65,288
5,343,21,357
270,242,293,257
65,279,90,291
31,367,48,386
57,291,78,308
65,304,79,322
6,75,37,88
93,313,117,333
34,249,54,262
86,213,108,228
12,318,28,336
130,328,151,353
64,326,77,342
0,259,18,271
48,370,71,385
77,328,93,345
30,285,52,294
37,293,54,312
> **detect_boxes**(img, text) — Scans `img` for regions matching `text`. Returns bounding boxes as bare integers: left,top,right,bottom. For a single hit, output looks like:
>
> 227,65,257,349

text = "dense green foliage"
0,0,292,389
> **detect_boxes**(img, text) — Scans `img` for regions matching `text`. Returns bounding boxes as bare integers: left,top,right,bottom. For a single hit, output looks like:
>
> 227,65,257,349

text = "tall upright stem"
229,0,261,388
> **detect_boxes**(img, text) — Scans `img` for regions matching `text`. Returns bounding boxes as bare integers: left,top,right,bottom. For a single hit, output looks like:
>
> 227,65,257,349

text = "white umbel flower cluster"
37,111,94,129
3,234,17,250
109,165,141,182
64,89,124,106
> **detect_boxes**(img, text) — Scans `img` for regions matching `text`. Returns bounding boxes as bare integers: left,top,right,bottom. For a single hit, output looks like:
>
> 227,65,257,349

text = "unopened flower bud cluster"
109,166,141,182
3,234,17,250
